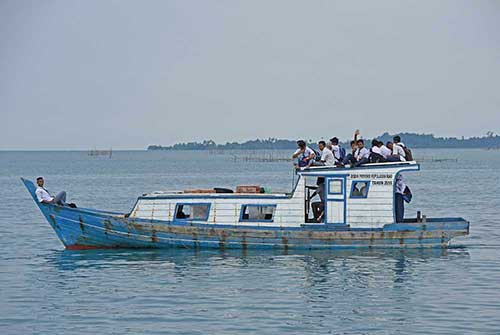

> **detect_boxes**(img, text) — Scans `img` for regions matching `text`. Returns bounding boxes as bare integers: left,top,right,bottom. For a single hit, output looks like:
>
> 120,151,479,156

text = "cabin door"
326,176,346,225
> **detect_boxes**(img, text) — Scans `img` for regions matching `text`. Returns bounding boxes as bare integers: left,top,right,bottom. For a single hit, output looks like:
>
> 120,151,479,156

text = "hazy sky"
1,0,499,149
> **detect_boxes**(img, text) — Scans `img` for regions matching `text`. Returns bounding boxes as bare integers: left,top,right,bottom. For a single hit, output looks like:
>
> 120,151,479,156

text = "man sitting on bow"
35,177,76,208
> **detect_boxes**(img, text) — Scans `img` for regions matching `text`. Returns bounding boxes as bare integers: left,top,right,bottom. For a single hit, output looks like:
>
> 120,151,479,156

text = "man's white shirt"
35,186,53,203
294,147,315,159
355,147,370,160
320,148,335,166
392,145,406,161
396,142,406,148
371,146,382,155
395,175,406,194
380,145,392,158
330,145,341,160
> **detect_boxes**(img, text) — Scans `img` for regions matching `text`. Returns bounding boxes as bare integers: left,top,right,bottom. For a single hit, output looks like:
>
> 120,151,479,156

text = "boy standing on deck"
395,175,406,223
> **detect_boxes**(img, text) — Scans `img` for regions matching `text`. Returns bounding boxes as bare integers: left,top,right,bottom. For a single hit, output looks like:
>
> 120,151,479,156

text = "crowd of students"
292,130,413,168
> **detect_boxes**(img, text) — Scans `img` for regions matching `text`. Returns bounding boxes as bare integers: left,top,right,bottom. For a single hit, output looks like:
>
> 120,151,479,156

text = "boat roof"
140,192,289,199
139,161,419,199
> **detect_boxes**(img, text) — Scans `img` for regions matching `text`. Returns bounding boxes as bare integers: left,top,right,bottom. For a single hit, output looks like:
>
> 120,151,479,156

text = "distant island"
148,132,500,151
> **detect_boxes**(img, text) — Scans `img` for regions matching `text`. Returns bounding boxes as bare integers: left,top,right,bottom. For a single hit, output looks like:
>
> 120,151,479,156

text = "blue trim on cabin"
173,202,211,222
299,162,420,173
350,180,371,199
239,204,277,223
325,176,347,225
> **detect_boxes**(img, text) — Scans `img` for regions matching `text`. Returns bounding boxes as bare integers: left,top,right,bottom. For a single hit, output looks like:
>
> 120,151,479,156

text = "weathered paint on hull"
37,204,469,250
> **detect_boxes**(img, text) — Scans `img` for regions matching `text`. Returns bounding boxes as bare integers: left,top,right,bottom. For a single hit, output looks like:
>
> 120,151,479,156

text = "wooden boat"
21,161,469,250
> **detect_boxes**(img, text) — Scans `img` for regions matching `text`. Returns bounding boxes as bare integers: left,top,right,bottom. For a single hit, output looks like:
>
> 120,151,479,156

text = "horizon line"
1,131,498,151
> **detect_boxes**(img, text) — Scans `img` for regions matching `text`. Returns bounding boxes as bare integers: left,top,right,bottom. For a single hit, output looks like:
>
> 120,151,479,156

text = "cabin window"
240,205,276,222
328,179,344,195
350,181,370,198
175,203,211,221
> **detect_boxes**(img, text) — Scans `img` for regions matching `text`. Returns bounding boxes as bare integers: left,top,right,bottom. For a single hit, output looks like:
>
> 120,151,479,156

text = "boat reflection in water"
46,247,470,277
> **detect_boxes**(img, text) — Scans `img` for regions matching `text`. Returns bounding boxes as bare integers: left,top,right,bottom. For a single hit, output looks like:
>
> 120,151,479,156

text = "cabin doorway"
305,177,325,223
325,176,346,225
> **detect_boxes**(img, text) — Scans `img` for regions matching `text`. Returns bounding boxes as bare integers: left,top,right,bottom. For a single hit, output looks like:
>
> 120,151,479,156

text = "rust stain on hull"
151,230,158,243
79,216,85,233
103,219,112,236
48,214,60,230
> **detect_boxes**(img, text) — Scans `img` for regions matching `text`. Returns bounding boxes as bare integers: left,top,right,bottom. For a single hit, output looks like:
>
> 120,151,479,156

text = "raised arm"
353,129,360,143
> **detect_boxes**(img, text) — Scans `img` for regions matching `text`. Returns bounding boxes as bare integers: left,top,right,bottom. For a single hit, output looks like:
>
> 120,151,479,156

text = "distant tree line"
147,132,500,151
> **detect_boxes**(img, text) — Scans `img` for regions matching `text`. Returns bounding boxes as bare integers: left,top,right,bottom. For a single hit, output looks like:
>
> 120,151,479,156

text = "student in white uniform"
372,140,401,162
343,139,370,166
371,139,383,155
387,141,406,161
380,142,393,158
328,137,341,162
393,135,406,148
317,141,335,166
369,139,383,163
395,175,406,222
292,140,316,167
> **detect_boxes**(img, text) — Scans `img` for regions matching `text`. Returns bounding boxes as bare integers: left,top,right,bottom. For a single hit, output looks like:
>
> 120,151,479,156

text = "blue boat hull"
22,179,469,250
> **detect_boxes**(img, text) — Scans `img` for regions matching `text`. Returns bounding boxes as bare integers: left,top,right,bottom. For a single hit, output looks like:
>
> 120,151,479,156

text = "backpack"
312,148,322,161
403,186,412,203
403,147,413,161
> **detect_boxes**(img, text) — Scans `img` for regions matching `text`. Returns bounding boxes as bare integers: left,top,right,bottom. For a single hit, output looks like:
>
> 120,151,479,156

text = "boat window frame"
174,202,211,221
239,204,277,223
350,180,371,199
327,178,344,195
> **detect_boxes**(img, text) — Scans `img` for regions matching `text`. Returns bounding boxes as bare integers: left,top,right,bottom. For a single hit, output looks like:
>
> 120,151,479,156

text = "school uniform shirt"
380,145,392,158
35,186,54,203
320,148,335,166
371,146,382,155
395,175,406,194
354,147,370,160
392,145,406,161
294,146,315,160
395,142,406,148
330,145,341,160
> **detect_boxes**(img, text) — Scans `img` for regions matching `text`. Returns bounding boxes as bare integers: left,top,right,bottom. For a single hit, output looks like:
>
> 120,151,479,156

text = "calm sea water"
1,149,499,334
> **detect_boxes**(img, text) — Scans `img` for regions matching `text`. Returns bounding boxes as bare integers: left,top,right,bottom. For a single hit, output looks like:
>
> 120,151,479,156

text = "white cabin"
130,162,419,229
